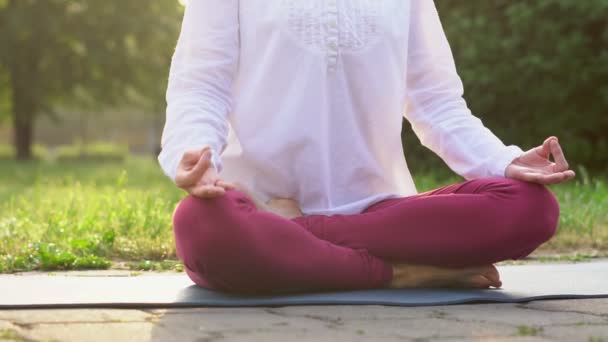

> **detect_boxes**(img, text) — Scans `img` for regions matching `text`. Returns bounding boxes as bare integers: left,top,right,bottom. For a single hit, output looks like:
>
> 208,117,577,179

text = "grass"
0,157,183,273
0,328,23,341
413,165,608,255
515,325,543,336
0,157,606,273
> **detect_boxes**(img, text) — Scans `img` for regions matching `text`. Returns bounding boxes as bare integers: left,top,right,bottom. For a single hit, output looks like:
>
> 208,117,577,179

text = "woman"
159,1,575,294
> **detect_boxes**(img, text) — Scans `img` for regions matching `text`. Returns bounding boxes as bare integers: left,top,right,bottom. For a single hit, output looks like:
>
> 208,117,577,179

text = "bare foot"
232,182,303,219
389,263,502,289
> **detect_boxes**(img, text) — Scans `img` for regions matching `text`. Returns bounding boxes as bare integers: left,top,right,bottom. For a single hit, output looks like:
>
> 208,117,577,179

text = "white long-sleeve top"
158,0,525,216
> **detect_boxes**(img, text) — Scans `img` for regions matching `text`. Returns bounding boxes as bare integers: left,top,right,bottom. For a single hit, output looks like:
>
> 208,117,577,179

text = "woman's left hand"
505,136,576,185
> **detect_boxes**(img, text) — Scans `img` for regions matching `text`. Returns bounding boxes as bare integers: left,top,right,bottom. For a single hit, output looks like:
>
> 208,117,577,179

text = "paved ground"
0,299,606,341
1,258,607,342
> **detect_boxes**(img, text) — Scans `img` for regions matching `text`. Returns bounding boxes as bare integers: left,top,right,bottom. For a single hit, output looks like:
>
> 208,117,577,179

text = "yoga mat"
1,261,607,309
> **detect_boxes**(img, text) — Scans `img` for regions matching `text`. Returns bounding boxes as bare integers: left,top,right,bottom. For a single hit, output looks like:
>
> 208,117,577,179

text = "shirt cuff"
210,149,223,174
488,144,525,178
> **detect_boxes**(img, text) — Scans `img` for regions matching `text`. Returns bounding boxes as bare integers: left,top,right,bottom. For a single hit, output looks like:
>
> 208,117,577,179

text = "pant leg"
292,177,560,268
172,189,392,294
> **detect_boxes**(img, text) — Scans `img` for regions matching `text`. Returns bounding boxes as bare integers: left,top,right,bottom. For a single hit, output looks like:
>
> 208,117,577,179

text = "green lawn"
0,157,606,273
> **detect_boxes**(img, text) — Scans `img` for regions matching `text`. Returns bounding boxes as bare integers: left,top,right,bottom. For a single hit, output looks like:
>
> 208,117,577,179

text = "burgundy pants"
173,177,559,294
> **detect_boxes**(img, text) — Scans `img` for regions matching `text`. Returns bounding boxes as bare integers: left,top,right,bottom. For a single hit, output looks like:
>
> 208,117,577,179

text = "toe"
483,266,500,283
468,275,492,288
484,265,502,288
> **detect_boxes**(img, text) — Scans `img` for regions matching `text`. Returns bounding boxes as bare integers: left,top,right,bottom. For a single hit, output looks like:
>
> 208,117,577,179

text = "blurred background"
0,0,181,161
0,0,606,172
0,1,606,273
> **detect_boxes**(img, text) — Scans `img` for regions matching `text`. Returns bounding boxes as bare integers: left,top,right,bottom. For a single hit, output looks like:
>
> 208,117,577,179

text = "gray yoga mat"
1,261,607,309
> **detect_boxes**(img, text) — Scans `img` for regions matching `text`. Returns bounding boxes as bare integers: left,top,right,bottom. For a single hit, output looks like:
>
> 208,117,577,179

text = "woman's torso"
219,0,419,215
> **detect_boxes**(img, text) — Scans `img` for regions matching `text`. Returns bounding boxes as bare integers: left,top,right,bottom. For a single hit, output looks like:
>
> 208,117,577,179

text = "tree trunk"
10,71,36,160
13,113,34,160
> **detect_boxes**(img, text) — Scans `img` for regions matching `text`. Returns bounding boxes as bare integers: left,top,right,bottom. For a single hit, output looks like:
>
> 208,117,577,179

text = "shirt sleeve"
403,0,524,180
158,0,239,182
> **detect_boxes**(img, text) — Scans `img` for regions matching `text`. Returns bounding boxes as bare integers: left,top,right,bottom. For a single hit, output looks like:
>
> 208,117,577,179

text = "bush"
404,0,608,176
0,144,48,160
55,141,129,162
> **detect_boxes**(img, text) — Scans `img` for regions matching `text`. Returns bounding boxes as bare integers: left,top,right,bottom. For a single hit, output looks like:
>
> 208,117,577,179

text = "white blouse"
158,0,525,216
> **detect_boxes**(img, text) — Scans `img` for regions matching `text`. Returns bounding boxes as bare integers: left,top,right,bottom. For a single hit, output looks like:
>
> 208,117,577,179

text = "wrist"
494,145,525,178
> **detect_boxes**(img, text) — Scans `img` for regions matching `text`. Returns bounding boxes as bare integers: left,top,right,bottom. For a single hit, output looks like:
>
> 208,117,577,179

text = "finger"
565,170,576,179
544,135,559,147
518,169,576,185
190,184,226,198
559,170,576,183
181,146,211,167
549,138,569,172
187,150,212,183
519,171,567,184
543,172,568,184
541,172,569,184
556,171,576,183
216,180,236,190
534,137,554,159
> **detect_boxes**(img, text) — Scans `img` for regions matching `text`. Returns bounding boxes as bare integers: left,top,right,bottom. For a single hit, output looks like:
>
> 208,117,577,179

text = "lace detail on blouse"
282,0,386,72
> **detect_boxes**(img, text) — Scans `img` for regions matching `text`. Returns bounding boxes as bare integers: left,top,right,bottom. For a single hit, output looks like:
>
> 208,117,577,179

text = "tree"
0,65,9,124
0,0,183,159
404,1,608,175
431,0,608,172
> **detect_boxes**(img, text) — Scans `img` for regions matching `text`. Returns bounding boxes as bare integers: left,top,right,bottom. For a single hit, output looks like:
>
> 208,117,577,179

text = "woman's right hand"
175,146,235,198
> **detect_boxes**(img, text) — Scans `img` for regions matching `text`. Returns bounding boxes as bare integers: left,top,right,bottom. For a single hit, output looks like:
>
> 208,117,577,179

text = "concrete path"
1,258,607,342
0,299,606,341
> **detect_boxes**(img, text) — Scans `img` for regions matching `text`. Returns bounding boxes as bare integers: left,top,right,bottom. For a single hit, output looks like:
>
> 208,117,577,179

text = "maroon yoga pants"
172,177,559,294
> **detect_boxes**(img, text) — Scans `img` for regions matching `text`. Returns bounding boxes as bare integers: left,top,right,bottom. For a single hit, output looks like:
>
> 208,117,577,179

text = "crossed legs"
172,177,559,294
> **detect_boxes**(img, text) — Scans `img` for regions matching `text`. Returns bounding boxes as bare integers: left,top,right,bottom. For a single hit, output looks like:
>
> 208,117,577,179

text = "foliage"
0,157,184,272
0,0,183,157
0,143,46,160
0,66,9,123
1,0,605,172
408,0,608,175
515,325,543,336
0,141,129,161
55,141,129,162
0,158,607,273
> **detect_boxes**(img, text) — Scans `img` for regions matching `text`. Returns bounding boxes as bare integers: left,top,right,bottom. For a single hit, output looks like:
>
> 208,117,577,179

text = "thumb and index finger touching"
188,147,213,181
177,146,212,186
535,136,575,176
181,147,208,166
534,136,558,159
179,146,235,193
